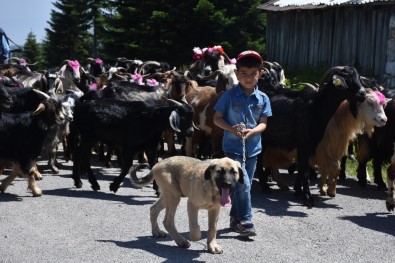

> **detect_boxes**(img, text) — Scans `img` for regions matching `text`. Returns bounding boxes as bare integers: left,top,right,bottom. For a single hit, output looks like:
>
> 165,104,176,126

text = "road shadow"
339,212,395,236
335,177,387,200
98,235,208,262
44,186,155,206
251,173,344,215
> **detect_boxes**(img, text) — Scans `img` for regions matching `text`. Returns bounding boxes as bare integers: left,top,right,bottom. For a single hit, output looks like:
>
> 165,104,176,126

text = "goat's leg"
255,152,271,194
295,154,313,206
104,144,114,168
72,143,83,188
373,158,387,191
146,148,160,196
356,160,369,187
339,155,347,181
211,129,224,158
110,149,134,193
27,165,42,197
302,171,313,207
163,130,177,157
386,162,395,211
33,163,42,180
72,141,95,189
327,166,340,198
273,166,289,191
0,164,19,193
80,142,100,191
48,148,59,174
356,135,370,187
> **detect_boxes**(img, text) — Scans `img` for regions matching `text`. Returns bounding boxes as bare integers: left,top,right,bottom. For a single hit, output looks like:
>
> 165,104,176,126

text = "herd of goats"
0,46,394,213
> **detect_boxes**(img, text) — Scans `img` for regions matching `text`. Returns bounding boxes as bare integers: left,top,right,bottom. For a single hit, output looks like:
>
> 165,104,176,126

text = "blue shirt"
1,34,10,60
214,84,272,157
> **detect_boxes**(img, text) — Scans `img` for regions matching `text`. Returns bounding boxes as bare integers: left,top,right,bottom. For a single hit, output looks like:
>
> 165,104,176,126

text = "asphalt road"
0,149,394,263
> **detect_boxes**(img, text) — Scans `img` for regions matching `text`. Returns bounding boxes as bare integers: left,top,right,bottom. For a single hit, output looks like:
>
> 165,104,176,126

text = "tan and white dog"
130,156,243,254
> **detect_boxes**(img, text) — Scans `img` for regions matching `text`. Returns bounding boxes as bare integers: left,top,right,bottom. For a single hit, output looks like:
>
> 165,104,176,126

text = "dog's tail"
129,163,154,188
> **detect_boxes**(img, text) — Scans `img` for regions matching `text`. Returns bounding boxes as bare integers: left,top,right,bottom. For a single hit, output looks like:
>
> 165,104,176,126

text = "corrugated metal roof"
258,0,394,10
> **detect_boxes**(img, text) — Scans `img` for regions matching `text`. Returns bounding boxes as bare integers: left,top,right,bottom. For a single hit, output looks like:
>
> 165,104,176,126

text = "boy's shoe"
230,217,257,237
230,217,240,231
234,222,257,237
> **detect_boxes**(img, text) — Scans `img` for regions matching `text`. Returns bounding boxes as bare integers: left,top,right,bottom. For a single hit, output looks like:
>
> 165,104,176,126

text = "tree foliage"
34,0,267,68
22,32,45,69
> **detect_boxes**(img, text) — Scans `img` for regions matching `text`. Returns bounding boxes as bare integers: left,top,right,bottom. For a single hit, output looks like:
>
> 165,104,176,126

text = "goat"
41,92,81,173
260,66,366,207
0,99,65,196
316,90,388,197
0,63,47,91
71,96,195,193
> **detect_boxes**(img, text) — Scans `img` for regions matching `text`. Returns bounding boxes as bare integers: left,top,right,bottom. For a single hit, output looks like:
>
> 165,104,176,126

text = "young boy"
213,50,272,237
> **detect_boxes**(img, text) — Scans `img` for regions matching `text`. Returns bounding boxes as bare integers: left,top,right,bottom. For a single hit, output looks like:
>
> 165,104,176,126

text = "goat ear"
204,164,215,180
332,75,348,89
169,110,181,132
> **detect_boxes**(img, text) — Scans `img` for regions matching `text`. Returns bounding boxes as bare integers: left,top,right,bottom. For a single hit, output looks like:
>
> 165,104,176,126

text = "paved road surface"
0,150,394,263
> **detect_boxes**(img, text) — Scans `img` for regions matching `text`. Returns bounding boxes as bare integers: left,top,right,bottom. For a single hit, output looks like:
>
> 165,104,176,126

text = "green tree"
40,0,267,68
100,0,266,67
22,32,45,69
44,0,92,67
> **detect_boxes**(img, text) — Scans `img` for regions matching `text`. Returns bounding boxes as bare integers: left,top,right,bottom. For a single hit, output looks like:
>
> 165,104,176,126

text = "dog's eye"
216,168,225,175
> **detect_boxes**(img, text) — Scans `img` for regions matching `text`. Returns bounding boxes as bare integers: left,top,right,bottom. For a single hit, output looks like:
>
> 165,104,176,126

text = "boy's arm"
242,116,268,140
213,111,241,136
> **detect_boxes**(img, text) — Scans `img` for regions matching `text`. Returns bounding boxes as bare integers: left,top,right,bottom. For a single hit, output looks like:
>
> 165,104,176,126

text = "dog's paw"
176,239,191,248
208,243,223,254
152,229,166,238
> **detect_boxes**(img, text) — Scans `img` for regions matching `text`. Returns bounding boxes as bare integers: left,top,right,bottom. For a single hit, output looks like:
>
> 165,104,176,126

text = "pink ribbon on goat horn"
146,78,158,87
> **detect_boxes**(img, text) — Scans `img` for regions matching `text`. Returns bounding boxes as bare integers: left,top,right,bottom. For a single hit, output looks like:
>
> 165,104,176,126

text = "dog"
130,155,243,254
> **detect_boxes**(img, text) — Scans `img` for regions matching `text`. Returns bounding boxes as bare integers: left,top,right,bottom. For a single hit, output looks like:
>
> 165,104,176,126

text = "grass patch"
343,156,387,182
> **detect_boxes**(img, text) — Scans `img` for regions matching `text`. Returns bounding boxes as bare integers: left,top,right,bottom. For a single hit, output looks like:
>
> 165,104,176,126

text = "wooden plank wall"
265,5,395,82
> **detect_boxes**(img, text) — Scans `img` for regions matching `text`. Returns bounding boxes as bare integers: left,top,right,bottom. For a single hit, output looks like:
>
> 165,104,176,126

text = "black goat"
71,97,195,193
260,66,366,207
0,83,12,110
0,99,64,196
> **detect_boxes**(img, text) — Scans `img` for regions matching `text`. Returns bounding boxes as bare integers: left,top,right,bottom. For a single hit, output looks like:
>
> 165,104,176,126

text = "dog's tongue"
220,188,231,207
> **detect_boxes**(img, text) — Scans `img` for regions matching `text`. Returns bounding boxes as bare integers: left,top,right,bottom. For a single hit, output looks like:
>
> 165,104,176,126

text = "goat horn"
197,70,221,81
138,61,161,75
263,61,274,69
33,89,51,99
61,59,71,66
166,98,184,107
319,66,346,87
32,103,46,115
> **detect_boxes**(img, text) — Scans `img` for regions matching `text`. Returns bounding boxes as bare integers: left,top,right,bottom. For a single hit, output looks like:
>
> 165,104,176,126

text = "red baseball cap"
236,50,263,64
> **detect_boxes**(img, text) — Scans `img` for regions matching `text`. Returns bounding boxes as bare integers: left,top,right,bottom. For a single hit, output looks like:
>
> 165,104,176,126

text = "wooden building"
258,0,395,88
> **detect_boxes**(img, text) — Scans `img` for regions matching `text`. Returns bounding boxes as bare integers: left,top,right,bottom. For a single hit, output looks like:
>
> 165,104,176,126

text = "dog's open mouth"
220,188,231,207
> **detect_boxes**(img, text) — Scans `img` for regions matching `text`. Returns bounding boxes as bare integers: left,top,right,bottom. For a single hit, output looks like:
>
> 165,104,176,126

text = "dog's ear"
204,164,215,180
238,166,244,184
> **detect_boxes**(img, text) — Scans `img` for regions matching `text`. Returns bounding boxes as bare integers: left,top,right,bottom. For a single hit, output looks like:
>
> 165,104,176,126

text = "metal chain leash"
237,122,246,169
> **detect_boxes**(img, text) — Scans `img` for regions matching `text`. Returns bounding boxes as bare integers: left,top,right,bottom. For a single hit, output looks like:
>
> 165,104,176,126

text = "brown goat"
317,91,388,197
